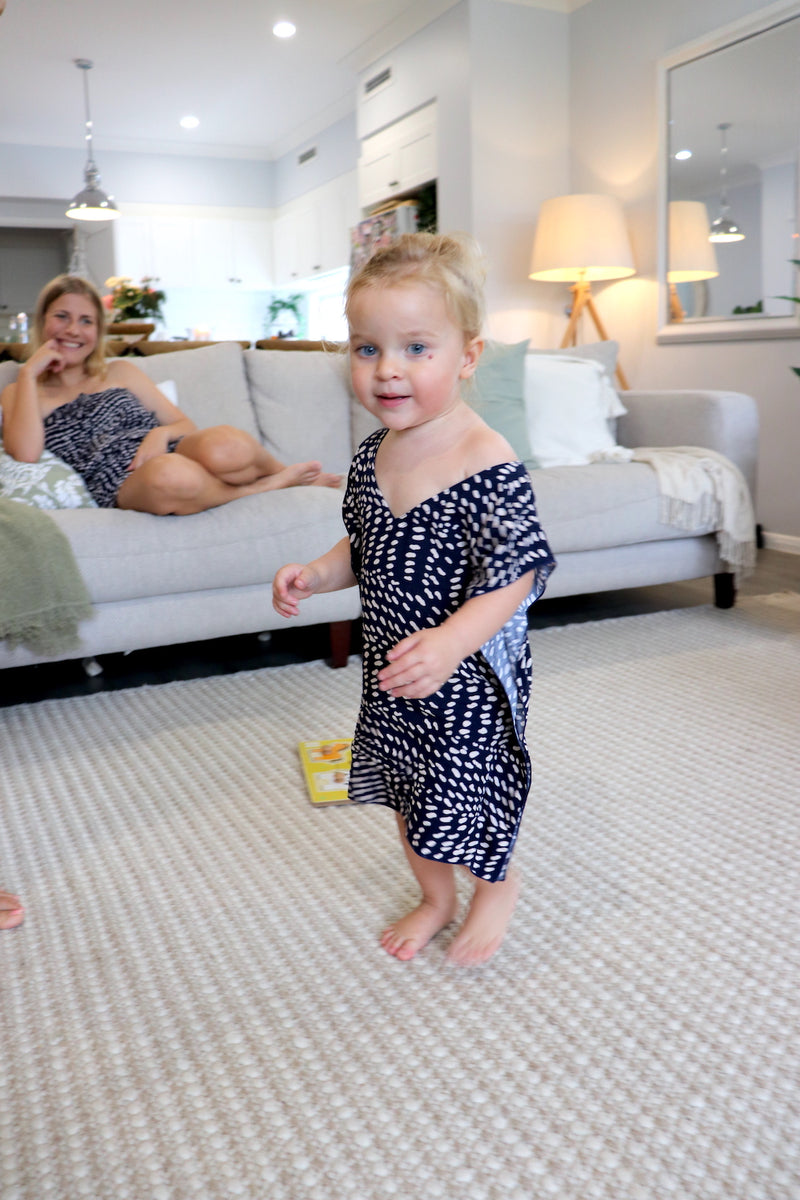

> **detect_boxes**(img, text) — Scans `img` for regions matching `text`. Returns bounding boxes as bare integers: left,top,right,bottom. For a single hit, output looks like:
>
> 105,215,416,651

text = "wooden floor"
3,550,798,708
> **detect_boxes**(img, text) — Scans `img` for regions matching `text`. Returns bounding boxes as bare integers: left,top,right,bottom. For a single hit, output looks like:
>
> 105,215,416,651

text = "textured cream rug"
2,595,799,1200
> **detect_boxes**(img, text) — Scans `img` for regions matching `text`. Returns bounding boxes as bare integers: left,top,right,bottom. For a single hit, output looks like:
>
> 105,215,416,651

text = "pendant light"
65,59,119,222
708,122,744,243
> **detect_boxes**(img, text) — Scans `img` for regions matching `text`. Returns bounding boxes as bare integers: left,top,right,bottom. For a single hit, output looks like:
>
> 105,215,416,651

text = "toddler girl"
273,233,555,965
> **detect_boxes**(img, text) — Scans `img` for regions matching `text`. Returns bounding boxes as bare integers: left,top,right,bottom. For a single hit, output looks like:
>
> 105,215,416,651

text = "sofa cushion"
134,342,259,439
47,487,347,604
245,349,354,475
470,339,536,467
524,356,624,467
531,461,717,553
528,340,623,408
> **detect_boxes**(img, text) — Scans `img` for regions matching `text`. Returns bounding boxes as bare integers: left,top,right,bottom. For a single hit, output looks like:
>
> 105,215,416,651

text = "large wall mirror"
658,1,800,342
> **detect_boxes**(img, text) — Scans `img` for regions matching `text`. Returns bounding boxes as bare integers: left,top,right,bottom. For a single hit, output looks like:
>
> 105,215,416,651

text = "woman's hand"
128,426,174,471
20,339,66,381
272,563,321,618
378,627,465,699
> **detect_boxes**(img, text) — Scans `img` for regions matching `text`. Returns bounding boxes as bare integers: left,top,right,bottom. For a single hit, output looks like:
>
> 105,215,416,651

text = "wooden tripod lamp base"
561,279,630,391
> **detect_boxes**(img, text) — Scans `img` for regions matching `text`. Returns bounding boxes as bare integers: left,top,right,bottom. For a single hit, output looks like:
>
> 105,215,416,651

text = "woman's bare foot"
381,896,459,961
0,891,24,930
447,870,519,966
249,461,343,492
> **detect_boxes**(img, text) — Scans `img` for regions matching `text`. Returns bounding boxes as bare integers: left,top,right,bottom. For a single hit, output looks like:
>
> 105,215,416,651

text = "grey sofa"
0,340,758,673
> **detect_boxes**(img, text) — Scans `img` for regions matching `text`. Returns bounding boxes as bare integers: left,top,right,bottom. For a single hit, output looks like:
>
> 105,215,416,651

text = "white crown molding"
500,0,594,11
340,0,462,73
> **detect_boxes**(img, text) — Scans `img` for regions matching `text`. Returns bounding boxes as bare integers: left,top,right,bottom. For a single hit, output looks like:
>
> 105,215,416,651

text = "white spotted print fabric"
343,429,555,882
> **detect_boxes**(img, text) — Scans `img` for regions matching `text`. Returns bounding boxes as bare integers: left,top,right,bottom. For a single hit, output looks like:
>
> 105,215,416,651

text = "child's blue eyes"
354,343,427,358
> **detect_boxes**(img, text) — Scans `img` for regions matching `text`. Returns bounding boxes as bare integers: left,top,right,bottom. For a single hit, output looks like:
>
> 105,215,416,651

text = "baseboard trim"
762,531,800,555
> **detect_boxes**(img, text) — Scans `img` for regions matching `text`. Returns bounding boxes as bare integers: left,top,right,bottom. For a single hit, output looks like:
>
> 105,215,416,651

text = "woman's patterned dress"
44,388,163,508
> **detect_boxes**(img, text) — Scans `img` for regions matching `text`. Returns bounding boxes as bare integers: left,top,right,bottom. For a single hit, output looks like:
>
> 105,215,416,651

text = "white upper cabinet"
193,219,272,290
114,207,273,291
358,102,437,210
272,172,359,287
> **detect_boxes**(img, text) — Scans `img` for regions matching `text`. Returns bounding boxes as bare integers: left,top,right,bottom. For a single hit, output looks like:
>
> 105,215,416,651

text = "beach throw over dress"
343,429,556,883
44,387,175,509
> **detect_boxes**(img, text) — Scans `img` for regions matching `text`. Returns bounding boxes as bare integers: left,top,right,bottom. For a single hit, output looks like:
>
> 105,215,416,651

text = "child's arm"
272,536,357,618
378,571,534,699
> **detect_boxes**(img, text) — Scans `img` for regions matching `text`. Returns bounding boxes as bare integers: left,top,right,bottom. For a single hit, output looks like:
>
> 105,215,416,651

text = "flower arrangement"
103,276,166,323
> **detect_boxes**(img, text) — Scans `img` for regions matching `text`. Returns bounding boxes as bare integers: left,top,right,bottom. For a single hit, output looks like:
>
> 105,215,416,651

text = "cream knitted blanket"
591,445,757,575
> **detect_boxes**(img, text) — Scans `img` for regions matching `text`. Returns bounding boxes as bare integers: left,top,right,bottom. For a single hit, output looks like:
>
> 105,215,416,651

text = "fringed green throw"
0,498,93,655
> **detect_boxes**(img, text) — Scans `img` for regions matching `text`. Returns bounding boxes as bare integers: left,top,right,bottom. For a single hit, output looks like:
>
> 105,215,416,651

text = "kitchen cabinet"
358,102,437,210
114,208,272,291
192,219,272,289
272,173,358,286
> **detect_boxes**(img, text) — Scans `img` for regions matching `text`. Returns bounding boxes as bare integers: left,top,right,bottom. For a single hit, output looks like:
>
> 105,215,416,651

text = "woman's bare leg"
117,435,339,515
177,426,341,489
0,891,24,930
381,815,459,961
447,869,520,967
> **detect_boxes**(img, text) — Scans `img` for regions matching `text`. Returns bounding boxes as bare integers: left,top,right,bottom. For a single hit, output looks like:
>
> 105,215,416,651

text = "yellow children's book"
298,739,353,805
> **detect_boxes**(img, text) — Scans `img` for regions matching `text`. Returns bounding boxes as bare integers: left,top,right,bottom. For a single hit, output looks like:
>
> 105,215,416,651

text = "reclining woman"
0,274,341,514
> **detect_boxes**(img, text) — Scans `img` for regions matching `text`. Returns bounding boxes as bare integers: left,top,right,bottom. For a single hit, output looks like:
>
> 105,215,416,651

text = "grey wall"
0,143,273,208
272,113,359,208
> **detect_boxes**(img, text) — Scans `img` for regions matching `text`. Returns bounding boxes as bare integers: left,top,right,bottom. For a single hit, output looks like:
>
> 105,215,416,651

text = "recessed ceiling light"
273,19,296,38
674,149,692,160
180,115,200,129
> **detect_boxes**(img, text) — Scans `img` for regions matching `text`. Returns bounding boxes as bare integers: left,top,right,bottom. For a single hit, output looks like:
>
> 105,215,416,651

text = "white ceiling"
0,0,462,162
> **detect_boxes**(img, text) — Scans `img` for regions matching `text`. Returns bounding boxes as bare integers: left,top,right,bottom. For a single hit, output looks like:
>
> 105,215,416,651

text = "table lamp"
529,193,635,388
667,200,719,321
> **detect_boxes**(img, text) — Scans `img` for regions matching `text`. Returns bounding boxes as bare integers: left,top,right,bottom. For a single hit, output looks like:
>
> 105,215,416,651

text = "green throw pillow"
0,449,97,509
469,339,537,468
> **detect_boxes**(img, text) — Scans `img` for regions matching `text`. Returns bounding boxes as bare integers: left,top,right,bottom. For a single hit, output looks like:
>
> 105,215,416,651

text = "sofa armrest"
617,390,759,495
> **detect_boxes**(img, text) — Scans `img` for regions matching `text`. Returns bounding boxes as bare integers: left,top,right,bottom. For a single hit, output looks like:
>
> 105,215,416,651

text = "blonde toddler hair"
345,231,486,343
31,274,108,380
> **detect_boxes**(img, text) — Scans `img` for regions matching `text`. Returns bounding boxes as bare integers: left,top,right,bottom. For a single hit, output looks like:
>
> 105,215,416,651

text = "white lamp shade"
668,201,718,281
529,193,636,282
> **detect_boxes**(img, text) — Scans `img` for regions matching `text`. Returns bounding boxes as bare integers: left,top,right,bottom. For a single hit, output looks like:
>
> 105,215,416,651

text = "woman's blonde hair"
345,232,486,342
31,274,108,380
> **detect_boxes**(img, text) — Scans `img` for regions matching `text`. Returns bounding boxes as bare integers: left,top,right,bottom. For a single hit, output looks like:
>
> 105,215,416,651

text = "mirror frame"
657,0,800,343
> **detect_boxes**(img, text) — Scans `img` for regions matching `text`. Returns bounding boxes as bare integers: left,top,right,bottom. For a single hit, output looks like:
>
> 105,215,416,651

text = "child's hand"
272,563,319,618
378,627,463,699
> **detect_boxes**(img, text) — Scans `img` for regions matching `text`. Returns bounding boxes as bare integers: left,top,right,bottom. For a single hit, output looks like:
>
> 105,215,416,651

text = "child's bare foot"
381,897,459,961
447,870,519,966
0,891,24,930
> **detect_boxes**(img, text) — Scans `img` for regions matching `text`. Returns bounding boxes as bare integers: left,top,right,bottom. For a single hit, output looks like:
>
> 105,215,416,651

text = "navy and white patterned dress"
343,428,556,883
44,387,163,508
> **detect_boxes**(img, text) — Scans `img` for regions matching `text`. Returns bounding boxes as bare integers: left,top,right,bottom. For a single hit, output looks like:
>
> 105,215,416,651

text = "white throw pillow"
157,379,178,406
523,356,622,468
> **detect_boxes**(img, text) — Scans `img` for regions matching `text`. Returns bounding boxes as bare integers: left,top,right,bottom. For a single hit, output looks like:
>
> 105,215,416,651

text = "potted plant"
266,293,303,338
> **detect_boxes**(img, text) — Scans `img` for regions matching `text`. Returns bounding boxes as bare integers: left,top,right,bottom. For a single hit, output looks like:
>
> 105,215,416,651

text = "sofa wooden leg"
328,620,351,668
714,572,736,609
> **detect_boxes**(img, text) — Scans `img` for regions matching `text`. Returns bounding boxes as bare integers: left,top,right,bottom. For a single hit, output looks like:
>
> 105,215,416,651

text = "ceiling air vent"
298,146,317,165
364,66,392,96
